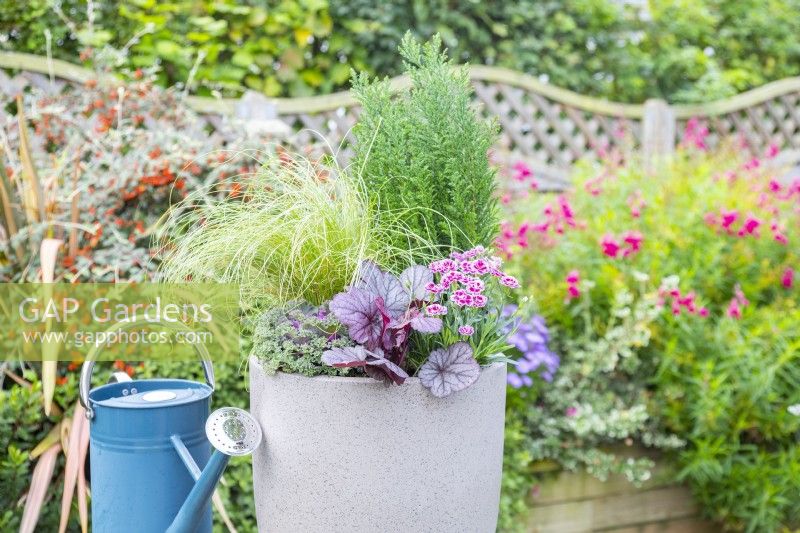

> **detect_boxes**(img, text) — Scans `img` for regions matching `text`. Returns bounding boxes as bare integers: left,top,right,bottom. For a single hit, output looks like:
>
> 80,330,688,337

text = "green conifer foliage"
351,33,499,253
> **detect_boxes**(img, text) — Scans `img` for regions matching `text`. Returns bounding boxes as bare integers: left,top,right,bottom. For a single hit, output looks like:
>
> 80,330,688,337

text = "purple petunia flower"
472,259,490,275
440,270,464,288
425,281,443,294
430,259,457,273
452,289,473,307
466,278,485,293
463,246,483,259
443,259,458,272
507,372,533,388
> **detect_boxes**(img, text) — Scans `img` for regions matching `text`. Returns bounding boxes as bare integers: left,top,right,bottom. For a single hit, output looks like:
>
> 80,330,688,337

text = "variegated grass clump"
159,152,435,310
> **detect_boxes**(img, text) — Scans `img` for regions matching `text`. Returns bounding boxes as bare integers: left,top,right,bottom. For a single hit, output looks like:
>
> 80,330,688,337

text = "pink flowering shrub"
501,142,800,531
501,143,797,322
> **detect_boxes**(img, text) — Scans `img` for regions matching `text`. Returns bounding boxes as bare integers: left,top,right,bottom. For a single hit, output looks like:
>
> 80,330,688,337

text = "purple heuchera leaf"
355,259,383,287
355,260,409,318
322,346,409,385
321,345,370,367
329,287,383,346
419,342,480,398
365,357,409,385
391,307,443,334
399,265,433,300
409,314,442,333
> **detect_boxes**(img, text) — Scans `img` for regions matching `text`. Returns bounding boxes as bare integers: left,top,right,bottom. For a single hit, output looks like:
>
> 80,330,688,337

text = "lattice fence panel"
280,107,359,164
0,65,646,186
7,53,800,187
470,80,641,187
677,94,800,156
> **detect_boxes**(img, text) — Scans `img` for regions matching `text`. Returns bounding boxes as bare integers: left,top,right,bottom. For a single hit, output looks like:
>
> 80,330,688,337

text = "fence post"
642,98,675,171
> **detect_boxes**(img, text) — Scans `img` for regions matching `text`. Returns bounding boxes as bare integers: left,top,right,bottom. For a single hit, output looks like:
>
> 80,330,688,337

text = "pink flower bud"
567,285,581,300
500,275,520,289
601,234,621,258
565,270,580,284
721,210,739,230
782,268,794,289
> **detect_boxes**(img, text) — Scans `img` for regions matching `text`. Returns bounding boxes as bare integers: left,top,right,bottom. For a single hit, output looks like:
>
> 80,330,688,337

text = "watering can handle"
79,318,215,419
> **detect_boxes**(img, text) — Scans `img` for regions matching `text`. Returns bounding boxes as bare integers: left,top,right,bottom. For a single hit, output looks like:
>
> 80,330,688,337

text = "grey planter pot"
249,357,507,533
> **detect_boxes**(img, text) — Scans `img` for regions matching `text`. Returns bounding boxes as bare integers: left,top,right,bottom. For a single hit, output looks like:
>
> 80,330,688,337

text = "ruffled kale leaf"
409,314,442,333
325,260,441,383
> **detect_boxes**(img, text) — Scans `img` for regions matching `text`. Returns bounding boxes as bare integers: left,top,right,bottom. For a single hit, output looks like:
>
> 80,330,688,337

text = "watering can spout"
167,407,262,533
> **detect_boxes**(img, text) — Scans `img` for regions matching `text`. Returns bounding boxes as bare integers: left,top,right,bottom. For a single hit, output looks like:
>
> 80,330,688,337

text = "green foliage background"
3,0,800,102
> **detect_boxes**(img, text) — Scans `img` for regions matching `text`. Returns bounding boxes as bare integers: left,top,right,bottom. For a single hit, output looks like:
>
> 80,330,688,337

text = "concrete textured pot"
249,357,507,533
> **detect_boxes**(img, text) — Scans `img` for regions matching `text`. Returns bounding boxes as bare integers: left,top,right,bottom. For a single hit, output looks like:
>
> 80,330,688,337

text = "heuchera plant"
323,246,521,397
322,260,443,384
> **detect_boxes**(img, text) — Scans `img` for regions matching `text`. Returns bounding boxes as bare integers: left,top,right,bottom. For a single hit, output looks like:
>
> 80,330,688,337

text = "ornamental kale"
320,345,409,385
251,305,355,377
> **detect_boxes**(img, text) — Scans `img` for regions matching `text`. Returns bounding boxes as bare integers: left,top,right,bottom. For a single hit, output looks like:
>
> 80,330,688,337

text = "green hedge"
3,0,800,102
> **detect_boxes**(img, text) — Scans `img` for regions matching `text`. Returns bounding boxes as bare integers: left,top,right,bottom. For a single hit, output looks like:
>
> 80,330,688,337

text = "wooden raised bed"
526,458,716,532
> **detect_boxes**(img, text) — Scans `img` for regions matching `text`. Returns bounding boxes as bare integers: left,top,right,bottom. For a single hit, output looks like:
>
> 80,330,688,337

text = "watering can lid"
90,379,212,409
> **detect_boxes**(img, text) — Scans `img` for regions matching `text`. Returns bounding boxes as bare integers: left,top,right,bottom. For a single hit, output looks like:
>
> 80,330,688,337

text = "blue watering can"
78,323,262,533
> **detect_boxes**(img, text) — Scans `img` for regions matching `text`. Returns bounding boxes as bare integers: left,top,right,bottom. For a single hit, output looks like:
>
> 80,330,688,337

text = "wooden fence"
527,451,715,533
2,51,800,189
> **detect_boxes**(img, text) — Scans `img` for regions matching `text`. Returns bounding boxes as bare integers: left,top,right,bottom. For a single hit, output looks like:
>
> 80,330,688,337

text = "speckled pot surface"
249,357,507,533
